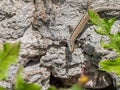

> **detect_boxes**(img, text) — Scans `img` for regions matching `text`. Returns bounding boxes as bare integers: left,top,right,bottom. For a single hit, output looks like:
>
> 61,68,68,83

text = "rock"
24,63,50,90
0,0,34,39
0,0,120,90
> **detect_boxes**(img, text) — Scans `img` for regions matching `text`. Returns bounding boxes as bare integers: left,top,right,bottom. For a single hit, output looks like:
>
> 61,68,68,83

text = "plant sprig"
88,9,120,79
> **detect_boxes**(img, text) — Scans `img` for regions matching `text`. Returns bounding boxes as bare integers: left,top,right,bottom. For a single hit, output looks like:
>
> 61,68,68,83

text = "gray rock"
24,64,50,90
0,0,34,39
0,0,120,90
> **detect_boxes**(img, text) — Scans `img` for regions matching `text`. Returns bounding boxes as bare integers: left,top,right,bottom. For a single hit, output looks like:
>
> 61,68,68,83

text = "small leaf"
100,33,120,54
0,42,20,80
15,66,41,90
70,84,84,90
48,86,56,90
94,25,108,35
99,57,120,77
104,18,116,34
88,9,113,36
108,18,116,27
0,87,6,90
88,9,102,25
100,38,109,48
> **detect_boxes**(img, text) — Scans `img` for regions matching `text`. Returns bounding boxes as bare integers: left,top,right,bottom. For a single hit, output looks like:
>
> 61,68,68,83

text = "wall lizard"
68,6,120,53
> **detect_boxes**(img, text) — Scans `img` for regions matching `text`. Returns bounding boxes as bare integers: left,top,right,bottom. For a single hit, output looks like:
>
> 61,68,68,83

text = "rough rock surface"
0,0,120,90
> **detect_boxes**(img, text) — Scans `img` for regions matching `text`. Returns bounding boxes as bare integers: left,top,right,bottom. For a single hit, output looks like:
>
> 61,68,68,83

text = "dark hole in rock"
59,41,67,47
49,74,80,88
51,0,66,5
49,74,68,88
26,60,40,66
25,55,41,67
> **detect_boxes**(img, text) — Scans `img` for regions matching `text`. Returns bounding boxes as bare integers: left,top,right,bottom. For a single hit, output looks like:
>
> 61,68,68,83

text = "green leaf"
0,87,6,90
88,9,120,54
88,9,102,25
110,33,120,53
15,66,41,90
48,86,56,90
107,18,116,28
94,25,109,35
100,33,120,54
99,57,120,77
0,42,20,80
70,84,84,90
88,9,114,36
103,18,116,32
100,38,109,48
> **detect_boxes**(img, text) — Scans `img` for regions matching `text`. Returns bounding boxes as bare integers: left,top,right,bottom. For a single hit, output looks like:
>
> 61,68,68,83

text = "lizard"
68,6,120,53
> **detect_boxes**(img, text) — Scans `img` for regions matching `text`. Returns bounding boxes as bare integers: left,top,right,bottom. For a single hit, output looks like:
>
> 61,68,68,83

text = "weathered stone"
40,46,84,78
0,0,120,90
0,0,34,39
19,27,53,65
24,64,50,90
